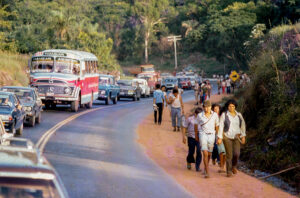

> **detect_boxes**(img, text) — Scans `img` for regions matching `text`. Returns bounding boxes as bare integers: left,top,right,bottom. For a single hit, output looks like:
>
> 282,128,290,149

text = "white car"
132,78,151,97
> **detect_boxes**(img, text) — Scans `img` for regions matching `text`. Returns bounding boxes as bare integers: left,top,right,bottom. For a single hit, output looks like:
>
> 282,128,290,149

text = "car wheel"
10,122,16,136
45,103,50,110
113,96,117,104
133,95,137,101
117,96,120,101
36,112,42,124
29,115,36,127
105,95,110,105
16,122,23,136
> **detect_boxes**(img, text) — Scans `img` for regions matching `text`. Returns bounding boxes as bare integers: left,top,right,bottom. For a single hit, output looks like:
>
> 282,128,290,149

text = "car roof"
0,139,55,179
0,91,14,96
2,86,34,91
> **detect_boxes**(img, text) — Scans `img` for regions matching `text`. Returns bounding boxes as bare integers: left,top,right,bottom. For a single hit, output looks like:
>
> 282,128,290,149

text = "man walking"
194,82,200,105
194,100,219,178
153,84,164,125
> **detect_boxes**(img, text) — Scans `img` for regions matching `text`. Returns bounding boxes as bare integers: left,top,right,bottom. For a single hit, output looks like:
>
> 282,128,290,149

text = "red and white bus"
29,49,99,112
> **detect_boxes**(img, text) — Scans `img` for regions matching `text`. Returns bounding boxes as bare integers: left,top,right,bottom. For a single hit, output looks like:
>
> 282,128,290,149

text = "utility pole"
167,35,181,70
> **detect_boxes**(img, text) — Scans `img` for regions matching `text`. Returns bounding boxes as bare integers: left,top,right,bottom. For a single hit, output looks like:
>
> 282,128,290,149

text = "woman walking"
217,99,246,177
182,107,202,171
221,79,226,94
213,104,226,173
168,88,184,132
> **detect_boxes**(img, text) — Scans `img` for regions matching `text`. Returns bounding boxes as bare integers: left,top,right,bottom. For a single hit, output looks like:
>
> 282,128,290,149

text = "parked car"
1,86,43,127
162,77,178,91
98,74,120,105
132,78,150,97
117,80,142,101
0,91,25,136
0,137,69,198
177,77,192,90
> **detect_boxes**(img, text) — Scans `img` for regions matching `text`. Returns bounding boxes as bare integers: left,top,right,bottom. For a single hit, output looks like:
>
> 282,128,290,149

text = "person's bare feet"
232,167,238,174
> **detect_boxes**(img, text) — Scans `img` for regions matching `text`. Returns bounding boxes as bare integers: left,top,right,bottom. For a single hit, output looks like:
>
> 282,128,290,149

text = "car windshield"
2,89,33,102
164,79,176,83
141,67,154,72
0,95,11,106
55,57,80,75
117,81,132,86
31,57,54,73
0,177,60,198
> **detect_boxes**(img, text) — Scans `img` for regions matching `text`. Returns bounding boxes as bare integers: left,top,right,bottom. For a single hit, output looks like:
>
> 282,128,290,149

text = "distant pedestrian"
182,107,202,172
194,100,219,178
194,82,200,105
226,78,231,94
153,84,164,125
221,79,226,94
207,81,212,99
217,99,246,177
217,78,221,95
168,88,184,132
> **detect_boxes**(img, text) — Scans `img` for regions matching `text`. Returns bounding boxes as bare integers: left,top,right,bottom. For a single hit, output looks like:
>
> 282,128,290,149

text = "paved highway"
22,84,218,198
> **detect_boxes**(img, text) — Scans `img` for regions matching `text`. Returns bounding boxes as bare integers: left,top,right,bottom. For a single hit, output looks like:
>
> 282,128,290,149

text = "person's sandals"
173,127,176,132
218,169,226,173
204,172,210,178
187,163,191,170
177,127,180,132
196,167,201,172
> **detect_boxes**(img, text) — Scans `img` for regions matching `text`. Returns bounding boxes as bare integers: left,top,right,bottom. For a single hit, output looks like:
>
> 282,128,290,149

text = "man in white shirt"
194,100,219,178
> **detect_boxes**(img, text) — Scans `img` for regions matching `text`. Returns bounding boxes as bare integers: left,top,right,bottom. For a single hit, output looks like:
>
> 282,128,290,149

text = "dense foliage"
236,23,300,191
0,0,298,72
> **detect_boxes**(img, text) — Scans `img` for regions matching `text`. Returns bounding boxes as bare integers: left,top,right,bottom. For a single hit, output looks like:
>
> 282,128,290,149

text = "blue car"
98,74,120,105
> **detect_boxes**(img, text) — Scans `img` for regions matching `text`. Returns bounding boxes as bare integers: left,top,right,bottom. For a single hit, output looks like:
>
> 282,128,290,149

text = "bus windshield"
55,57,80,75
31,57,54,73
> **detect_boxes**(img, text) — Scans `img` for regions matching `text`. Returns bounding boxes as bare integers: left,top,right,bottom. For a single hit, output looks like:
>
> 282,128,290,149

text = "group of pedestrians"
153,84,184,131
194,80,212,105
182,99,246,178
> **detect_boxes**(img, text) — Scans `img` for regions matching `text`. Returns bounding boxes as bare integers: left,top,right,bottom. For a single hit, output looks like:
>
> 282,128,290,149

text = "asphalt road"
23,83,218,198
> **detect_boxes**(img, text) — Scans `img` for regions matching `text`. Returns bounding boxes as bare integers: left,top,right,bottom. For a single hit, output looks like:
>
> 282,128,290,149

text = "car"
162,77,178,91
0,91,25,136
177,77,192,90
0,137,69,198
98,74,120,105
132,78,150,97
117,80,142,101
1,86,43,127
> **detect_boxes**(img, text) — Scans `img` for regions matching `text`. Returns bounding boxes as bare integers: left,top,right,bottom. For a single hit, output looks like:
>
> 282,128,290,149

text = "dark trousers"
187,137,202,170
154,103,163,124
223,136,241,174
212,142,220,161
226,86,231,94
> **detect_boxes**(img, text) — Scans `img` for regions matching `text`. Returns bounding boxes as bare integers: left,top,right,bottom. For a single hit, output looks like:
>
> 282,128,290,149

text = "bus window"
31,57,54,73
55,57,80,75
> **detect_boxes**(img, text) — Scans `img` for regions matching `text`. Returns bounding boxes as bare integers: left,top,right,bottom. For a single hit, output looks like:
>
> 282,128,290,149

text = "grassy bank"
0,52,29,86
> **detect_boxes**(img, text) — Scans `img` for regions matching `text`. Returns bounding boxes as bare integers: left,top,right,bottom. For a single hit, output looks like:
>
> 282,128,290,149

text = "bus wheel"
86,95,93,109
71,100,79,112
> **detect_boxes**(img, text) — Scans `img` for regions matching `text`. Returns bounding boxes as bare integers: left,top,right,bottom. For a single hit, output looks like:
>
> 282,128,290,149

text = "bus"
29,49,99,112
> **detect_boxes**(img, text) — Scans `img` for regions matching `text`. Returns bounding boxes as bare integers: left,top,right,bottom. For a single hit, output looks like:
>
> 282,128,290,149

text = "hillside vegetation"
0,52,28,86
235,23,300,191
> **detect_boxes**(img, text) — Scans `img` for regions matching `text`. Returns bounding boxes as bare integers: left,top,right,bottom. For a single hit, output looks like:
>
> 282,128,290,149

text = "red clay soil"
137,94,296,198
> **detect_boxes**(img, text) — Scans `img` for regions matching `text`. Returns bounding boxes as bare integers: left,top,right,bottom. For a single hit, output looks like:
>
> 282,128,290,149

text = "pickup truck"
98,74,120,105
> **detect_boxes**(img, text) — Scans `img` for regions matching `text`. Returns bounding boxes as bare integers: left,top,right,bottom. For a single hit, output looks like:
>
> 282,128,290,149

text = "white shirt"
218,111,246,139
196,111,219,134
171,94,181,108
221,81,226,87
226,79,231,87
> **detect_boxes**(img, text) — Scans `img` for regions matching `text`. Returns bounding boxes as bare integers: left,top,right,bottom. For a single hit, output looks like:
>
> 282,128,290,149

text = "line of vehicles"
0,49,201,197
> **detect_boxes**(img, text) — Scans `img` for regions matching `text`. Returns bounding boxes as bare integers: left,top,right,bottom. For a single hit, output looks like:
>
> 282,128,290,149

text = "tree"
133,0,170,63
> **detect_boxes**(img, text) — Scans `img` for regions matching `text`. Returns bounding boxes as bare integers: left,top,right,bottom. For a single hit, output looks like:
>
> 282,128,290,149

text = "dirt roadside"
137,94,296,198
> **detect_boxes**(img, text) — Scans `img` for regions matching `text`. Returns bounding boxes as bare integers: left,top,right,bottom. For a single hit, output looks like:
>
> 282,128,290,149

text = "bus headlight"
64,87,71,95
25,107,32,112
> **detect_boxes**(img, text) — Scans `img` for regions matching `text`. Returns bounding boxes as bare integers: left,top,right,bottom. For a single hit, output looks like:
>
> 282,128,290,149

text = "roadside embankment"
0,52,29,86
137,94,295,198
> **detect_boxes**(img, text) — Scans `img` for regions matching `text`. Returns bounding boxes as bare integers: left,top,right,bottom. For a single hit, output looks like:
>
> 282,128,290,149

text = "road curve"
23,91,197,198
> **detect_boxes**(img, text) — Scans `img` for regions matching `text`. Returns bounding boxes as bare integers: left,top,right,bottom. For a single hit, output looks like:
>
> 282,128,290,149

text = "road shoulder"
137,94,295,198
